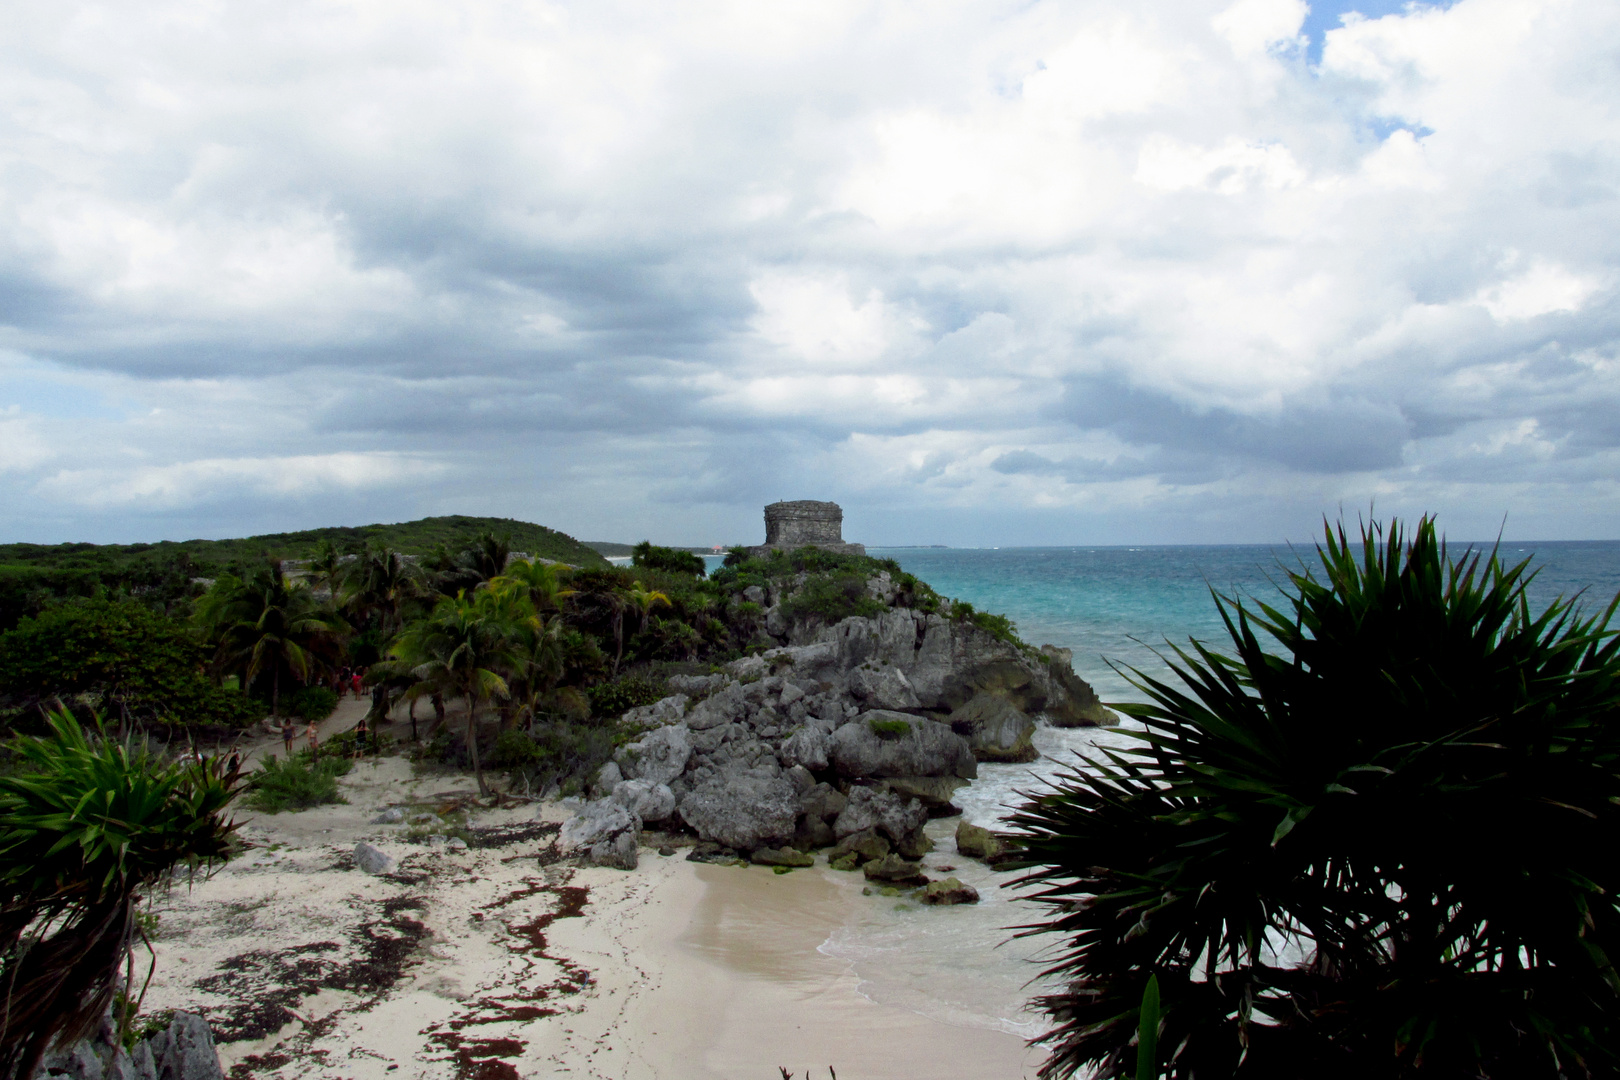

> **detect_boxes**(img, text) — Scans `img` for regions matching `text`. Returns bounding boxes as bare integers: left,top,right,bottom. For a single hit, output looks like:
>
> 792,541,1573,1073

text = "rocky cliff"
564,576,1116,869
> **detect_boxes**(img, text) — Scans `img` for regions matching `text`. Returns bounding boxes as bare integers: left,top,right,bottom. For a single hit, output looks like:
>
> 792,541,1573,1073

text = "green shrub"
244,754,350,813
631,542,706,578
781,573,885,624
495,720,616,797
868,716,910,739
319,726,391,760
587,674,667,719
0,597,263,728
1008,516,1620,1079
285,685,339,721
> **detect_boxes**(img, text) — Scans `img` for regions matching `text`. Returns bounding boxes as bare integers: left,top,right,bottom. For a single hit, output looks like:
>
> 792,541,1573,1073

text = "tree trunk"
409,698,418,742
271,665,280,718
613,612,625,675
466,691,488,796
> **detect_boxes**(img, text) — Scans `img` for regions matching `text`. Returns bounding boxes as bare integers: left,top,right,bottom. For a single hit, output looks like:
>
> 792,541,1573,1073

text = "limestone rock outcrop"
563,590,1113,863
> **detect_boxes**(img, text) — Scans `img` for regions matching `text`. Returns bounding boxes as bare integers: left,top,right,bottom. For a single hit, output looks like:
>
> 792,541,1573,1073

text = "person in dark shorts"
353,715,368,759
282,719,296,758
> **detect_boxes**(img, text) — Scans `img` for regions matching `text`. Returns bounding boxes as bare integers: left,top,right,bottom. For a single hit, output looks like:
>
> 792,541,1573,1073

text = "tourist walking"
307,721,320,761
352,715,368,759
281,719,296,758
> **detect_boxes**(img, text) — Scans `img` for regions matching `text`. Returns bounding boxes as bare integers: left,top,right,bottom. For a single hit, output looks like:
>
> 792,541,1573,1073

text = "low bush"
495,719,617,797
631,541,706,578
244,754,350,812
285,685,339,721
587,673,667,719
781,573,885,624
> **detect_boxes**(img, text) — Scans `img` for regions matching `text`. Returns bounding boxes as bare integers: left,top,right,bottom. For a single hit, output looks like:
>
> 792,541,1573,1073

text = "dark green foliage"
0,597,261,728
0,709,241,1078
949,601,1029,651
0,516,607,631
244,753,351,813
1007,517,1620,1080
318,726,391,761
868,716,910,739
781,573,885,623
587,674,668,719
493,720,617,798
285,685,338,722
631,542,706,578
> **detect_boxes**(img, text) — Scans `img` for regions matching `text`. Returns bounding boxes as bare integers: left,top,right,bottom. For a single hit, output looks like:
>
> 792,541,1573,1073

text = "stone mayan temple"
746,500,865,558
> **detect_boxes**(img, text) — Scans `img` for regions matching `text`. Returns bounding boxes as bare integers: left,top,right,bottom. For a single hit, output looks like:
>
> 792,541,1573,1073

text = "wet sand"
623,862,1039,1079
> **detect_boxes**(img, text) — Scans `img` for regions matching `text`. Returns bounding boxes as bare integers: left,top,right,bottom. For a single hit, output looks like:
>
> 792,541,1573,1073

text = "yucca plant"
0,709,241,1080
1008,516,1620,1079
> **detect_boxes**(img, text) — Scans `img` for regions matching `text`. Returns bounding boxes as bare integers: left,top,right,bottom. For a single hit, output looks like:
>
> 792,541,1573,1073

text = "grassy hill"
0,516,607,630
0,516,607,571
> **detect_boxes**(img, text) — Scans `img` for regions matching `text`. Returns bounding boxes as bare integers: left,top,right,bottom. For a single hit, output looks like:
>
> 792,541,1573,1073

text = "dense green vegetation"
0,515,607,631
1008,517,1620,1080
631,541,707,577
0,709,240,1078
0,597,260,728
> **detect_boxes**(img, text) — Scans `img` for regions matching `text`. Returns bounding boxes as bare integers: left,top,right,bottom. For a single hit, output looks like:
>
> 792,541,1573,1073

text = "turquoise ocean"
698,541,1620,1042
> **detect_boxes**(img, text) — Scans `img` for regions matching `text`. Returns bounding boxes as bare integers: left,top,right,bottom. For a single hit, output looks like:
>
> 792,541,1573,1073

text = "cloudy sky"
3,0,1618,547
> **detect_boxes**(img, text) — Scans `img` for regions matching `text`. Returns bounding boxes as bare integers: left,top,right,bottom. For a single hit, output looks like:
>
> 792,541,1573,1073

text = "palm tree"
622,581,672,667
194,560,345,717
489,557,574,614
1007,517,1620,1080
389,592,520,795
306,538,345,600
344,545,425,638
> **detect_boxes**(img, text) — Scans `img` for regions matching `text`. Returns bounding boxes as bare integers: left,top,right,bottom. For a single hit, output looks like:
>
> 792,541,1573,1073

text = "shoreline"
139,755,1044,1079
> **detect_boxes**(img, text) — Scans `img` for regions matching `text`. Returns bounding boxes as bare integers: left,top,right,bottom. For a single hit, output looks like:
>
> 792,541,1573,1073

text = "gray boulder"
620,693,689,728
779,724,831,771
686,680,748,730
948,693,1038,763
828,711,977,780
615,724,692,785
562,799,639,849
1041,648,1119,726
833,784,928,843
611,779,677,824
145,1013,223,1080
593,760,624,795
369,807,406,825
589,830,639,870
885,775,968,808
849,664,921,710
353,842,397,875
679,769,798,851
668,673,726,696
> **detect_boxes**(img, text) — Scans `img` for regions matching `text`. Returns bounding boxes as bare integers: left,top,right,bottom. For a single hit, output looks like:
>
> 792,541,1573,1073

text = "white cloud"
1476,261,1603,322
0,0,1619,543
35,453,446,509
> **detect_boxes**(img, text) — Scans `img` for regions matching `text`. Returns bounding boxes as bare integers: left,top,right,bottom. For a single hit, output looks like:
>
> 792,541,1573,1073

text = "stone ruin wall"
765,500,845,545
750,500,865,557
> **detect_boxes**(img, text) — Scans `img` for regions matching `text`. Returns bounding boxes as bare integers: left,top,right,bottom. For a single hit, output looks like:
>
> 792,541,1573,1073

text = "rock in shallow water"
862,853,929,886
954,820,1008,863
919,877,980,905
750,846,814,867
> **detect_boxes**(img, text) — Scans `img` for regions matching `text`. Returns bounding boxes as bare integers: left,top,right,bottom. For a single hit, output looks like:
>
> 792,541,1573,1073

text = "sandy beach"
141,710,1045,1080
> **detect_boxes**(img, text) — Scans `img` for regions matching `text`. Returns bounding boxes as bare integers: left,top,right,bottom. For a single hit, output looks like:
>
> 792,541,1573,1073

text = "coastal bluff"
567,563,1116,870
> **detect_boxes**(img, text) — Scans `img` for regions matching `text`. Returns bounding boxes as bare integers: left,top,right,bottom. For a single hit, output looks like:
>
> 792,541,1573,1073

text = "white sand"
142,740,1043,1080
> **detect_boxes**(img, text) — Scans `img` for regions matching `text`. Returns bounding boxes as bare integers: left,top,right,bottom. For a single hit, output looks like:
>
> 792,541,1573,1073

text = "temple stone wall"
748,500,865,557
